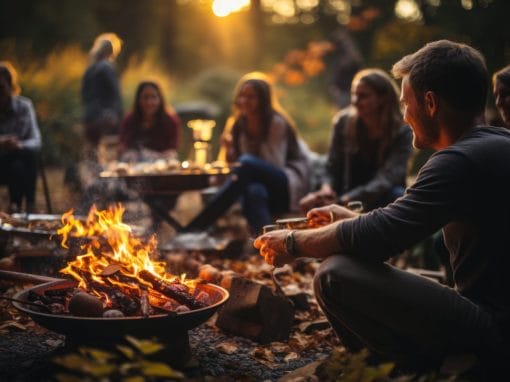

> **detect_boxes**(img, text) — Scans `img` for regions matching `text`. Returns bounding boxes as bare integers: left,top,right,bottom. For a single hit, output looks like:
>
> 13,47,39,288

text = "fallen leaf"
270,342,289,353
45,339,64,348
139,360,184,378
284,352,299,362
0,321,26,331
125,335,164,355
80,347,116,361
215,341,238,354
251,347,275,362
117,344,135,360
250,347,278,370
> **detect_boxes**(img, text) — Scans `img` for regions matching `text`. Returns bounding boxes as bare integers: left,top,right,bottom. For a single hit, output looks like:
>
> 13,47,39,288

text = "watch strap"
285,230,298,258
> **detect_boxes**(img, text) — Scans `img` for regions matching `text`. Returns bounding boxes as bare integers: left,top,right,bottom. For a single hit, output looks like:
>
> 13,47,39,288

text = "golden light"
395,0,422,21
212,0,250,17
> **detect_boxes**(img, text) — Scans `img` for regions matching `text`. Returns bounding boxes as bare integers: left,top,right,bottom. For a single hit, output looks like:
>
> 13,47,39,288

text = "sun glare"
212,0,250,17
395,0,422,21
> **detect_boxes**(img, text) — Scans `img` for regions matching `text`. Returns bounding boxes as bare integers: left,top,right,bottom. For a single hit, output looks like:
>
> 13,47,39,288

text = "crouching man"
254,40,509,378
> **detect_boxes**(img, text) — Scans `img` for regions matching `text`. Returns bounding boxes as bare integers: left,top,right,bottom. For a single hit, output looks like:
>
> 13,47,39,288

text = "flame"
57,204,198,307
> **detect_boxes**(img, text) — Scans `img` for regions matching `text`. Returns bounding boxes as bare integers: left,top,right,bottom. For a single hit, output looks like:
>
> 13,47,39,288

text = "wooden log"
138,270,207,310
140,290,150,317
215,277,294,344
88,280,139,315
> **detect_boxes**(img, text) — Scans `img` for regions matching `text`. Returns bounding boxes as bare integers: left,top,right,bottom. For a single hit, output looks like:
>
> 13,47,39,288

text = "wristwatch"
285,230,298,258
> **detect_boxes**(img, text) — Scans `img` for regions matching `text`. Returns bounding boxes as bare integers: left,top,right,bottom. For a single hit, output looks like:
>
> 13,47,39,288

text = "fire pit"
11,278,228,365
7,204,230,366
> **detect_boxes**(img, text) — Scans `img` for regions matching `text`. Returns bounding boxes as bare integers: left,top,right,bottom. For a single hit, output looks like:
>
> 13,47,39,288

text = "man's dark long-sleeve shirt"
338,126,510,324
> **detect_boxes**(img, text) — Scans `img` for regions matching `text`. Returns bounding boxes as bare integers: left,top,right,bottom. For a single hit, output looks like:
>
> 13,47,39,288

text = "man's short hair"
392,40,488,114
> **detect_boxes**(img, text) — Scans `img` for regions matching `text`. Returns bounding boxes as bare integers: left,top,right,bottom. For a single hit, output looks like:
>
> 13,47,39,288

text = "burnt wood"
138,270,207,310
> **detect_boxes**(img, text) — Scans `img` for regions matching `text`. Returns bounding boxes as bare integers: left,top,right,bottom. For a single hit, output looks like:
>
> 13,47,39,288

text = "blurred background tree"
1,0,508,166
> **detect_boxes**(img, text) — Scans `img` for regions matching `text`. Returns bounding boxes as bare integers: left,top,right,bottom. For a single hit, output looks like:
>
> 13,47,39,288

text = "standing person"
0,61,42,213
189,72,310,234
255,40,509,378
81,33,123,151
492,65,510,127
119,81,180,162
299,68,412,213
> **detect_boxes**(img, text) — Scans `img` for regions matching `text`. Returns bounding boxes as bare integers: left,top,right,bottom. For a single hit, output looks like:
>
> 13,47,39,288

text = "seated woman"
0,61,42,213
492,65,510,128
188,72,310,235
119,81,180,162
300,68,412,213
78,81,181,222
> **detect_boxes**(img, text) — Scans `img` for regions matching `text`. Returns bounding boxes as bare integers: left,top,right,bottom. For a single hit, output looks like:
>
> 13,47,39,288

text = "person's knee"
244,183,268,201
239,154,259,165
238,154,264,173
313,255,359,305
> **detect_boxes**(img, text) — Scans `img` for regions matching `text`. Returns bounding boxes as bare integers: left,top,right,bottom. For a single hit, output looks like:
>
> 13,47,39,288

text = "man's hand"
254,224,342,266
253,229,295,267
299,188,336,213
307,204,358,227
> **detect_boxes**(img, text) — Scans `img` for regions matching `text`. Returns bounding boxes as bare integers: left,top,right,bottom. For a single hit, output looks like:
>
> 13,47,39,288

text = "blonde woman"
190,72,309,234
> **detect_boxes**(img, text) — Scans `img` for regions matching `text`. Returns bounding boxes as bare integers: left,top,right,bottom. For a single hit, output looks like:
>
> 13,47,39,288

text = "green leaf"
117,344,136,360
125,335,165,355
139,360,184,378
362,362,394,381
53,353,116,377
119,362,136,375
80,347,117,362
82,362,116,377
53,354,90,370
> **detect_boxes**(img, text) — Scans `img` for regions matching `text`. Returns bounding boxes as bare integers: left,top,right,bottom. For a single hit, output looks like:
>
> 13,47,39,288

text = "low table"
100,168,233,232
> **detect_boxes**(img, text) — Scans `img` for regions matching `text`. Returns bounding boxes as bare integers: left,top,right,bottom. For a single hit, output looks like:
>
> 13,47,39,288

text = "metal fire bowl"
12,280,229,342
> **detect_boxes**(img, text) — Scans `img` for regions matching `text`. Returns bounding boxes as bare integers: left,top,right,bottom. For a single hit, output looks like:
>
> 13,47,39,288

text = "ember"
40,204,210,317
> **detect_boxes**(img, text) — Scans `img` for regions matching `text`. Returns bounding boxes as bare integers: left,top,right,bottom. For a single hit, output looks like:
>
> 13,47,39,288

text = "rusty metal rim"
12,280,229,321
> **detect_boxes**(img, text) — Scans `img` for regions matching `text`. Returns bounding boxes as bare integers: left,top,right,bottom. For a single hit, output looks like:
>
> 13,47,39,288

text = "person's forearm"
295,222,341,259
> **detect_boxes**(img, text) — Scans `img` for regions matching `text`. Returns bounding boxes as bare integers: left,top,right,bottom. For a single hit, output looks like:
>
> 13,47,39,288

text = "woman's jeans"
0,148,38,210
189,154,289,234
314,255,505,375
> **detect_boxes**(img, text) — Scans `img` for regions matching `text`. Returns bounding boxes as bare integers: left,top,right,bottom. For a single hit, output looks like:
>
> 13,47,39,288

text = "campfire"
27,204,211,317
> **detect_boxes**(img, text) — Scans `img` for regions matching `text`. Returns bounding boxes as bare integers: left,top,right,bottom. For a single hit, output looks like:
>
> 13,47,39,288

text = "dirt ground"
0,167,479,381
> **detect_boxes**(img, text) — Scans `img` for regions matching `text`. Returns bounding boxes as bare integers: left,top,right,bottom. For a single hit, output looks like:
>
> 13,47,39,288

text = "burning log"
139,270,207,310
88,280,139,315
140,290,150,317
